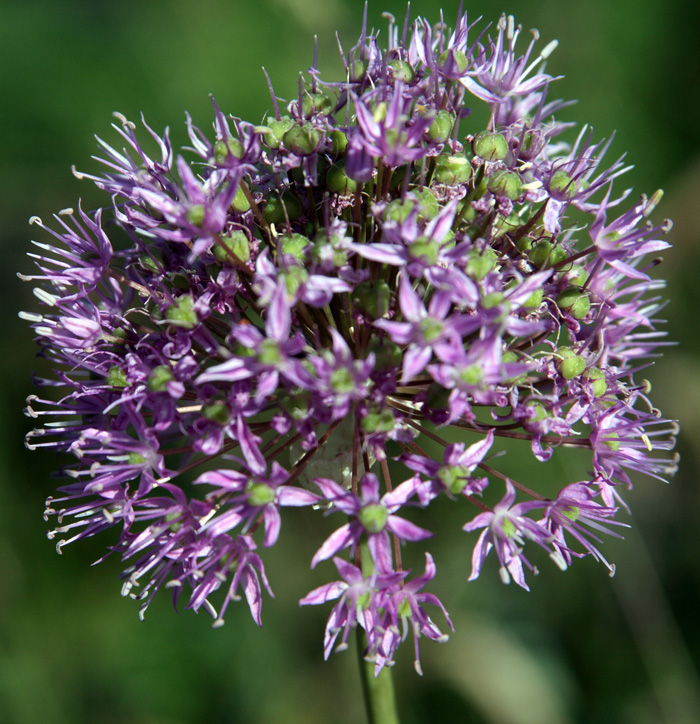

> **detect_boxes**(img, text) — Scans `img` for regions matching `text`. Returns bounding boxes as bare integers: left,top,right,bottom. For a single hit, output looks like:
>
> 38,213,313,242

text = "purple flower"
23,5,676,674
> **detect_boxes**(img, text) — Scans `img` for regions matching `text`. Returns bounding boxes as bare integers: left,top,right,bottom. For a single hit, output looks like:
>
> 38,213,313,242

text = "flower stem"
356,627,400,724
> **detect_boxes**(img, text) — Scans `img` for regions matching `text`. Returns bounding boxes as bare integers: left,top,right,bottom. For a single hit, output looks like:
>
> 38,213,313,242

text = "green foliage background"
1,1,698,723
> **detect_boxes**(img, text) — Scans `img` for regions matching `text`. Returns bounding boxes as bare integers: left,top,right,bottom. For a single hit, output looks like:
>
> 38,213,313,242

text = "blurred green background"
1,1,698,723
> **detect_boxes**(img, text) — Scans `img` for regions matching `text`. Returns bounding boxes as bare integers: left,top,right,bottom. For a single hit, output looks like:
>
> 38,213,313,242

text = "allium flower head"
22,6,678,673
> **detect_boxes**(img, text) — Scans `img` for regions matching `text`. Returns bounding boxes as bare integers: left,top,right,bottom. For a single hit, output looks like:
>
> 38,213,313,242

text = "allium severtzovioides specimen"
22,7,678,675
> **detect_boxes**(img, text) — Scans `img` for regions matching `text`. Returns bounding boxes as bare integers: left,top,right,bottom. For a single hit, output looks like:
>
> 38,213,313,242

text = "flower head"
23,5,676,673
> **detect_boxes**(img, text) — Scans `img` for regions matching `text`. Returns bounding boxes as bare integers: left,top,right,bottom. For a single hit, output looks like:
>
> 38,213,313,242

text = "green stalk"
356,627,400,724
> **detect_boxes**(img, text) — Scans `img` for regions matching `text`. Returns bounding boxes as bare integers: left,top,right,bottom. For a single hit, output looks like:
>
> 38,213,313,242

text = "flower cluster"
22,7,677,674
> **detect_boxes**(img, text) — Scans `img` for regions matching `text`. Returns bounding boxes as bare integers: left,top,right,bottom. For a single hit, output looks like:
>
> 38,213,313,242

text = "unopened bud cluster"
21,6,677,675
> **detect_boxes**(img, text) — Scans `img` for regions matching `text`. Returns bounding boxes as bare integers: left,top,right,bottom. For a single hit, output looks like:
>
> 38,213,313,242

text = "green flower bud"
459,364,483,386
107,365,129,388
326,163,358,194
352,280,392,319
437,464,472,495
247,482,275,507
279,390,311,420
418,317,444,343
438,48,468,74
361,407,396,434
359,503,388,533
214,230,251,265
384,198,413,223
466,246,498,281
524,399,549,421
408,237,439,265
258,339,283,366
282,266,309,297
481,291,504,309
389,59,416,83
283,123,323,156
148,364,175,392
433,154,472,185
487,170,523,200
264,116,294,149
528,240,568,269
427,110,454,143
185,204,206,227
557,287,591,319
550,170,578,199
330,367,355,394
603,433,621,451
128,452,147,465
522,287,544,308
280,233,309,261
166,296,198,328
473,130,509,161
264,193,302,226
213,137,244,164
230,184,251,213
302,90,335,117
203,401,230,425
584,367,608,397
330,129,348,155
414,188,440,220
557,347,586,379
352,59,368,81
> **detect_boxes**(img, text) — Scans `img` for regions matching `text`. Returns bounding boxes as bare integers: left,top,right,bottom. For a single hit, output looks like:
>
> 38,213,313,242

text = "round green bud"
557,347,587,379
459,364,483,386
353,280,391,319
107,365,129,388
214,230,251,265
330,367,356,395
128,452,147,465
438,48,468,74
326,163,358,194
185,204,206,227
414,188,440,220
280,233,309,261
264,193,302,226
567,266,589,287
524,399,549,421
473,130,509,161
359,503,388,533
550,170,578,199
247,482,275,507
522,287,544,308
283,123,323,156
213,137,244,164
500,517,517,538
603,432,621,451
418,316,444,344
408,238,439,266
166,296,198,328
302,91,335,117
437,464,472,495
230,184,251,213
203,401,230,425
352,59,368,81
384,198,413,224
282,266,309,297
427,110,454,143
528,240,568,269
279,390,311,420
148,365,175,392
487,170,523,200
389,59,416,83
481,291,505,309
584,367,608,397
557,287,591,319
329,129,348,155
361,407,396,434
264,116,294,149
433,154,472,185
258,338,283,367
